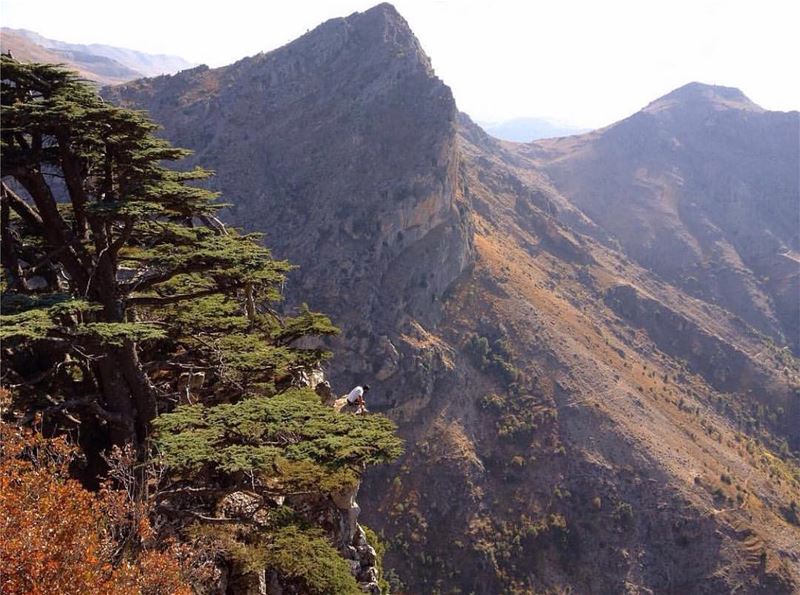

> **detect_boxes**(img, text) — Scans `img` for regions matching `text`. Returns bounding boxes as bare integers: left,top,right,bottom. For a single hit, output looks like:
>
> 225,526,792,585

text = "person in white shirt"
345,384,370,412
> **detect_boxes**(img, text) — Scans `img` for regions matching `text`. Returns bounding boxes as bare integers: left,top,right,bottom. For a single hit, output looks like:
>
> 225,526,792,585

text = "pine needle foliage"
189,523,362,595
262,526,362,594
155,388,403,491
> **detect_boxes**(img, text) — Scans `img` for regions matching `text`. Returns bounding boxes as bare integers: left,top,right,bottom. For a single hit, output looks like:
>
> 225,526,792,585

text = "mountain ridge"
644,81,766,114
525,83,799,354
102,4,800,592
1,27,195,84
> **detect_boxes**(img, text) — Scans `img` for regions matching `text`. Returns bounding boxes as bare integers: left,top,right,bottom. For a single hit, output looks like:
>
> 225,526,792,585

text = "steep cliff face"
106,5,472,410
105,3,470,335
358,113,798,593
105,5,799,593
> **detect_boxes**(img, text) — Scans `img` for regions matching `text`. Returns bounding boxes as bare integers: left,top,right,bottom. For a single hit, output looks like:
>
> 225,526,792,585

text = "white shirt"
346,386,364,403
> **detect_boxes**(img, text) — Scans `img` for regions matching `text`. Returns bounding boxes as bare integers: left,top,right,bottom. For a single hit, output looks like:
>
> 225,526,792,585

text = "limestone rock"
217,491,269,526
104,3,800,593
374,335,400,381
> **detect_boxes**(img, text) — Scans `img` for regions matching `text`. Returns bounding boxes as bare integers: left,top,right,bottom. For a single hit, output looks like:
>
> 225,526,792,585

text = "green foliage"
155,388,403,492
467,334,491,363
612,501,634,528
190,522,360,594
1,56,404,592
466,333,520,386
214,336,296,375
74,322,167,346
1,55,339,419
271,304,340,345
161,292,247,334
478,393,507,412
262,527,362,594
0,308,57,341
0,297,102,341
0,306,165,346
478,389,554,442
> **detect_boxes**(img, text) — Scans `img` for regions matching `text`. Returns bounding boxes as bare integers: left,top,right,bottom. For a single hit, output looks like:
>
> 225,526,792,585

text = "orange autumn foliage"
0,425,192,595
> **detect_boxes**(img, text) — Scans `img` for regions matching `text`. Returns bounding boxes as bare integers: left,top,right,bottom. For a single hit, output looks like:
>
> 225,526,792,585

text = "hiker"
346,384,370,413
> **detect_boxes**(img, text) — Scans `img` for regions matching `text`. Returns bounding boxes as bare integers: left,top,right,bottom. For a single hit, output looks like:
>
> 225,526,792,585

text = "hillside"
1,28,194,85
521,83,800,353
105,4,800,593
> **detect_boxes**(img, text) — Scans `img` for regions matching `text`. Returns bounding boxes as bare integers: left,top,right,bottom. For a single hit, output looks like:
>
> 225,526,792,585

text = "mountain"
104,3,472,351
1,28,194,85
481,116,588,141
523,83,800,352
105,4,800,593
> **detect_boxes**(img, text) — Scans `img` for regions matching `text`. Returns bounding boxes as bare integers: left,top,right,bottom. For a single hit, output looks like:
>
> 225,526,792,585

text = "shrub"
263,527,361,594
0,425,191,595
612,502,634,528
465,333,520,386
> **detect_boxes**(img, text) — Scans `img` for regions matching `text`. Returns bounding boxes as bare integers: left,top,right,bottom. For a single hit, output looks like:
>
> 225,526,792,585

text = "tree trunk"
94,354,137,446
117,341,158,445
93,344,157,448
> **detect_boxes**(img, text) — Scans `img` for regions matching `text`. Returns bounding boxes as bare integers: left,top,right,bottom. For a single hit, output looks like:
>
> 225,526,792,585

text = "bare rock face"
105,3,472,411
105,4,469,310
331,483,382,594
374,335,400,381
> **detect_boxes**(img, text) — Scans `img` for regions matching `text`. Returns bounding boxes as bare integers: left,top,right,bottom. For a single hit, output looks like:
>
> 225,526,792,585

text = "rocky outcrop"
300,370,385,594
332,485,382,594
198,369,386,595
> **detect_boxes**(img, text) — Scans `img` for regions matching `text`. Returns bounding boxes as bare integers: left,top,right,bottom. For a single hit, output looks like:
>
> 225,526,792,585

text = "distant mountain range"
480,116,588,141
0,28,195,85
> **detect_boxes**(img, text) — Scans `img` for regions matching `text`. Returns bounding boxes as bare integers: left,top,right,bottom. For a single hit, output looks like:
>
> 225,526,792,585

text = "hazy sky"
2,0,798,128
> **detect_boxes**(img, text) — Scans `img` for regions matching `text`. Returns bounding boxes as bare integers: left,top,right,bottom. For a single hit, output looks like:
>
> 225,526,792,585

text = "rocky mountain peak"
105,1,468,399
236,1,435,83
643,81,763,114
346,2,426,54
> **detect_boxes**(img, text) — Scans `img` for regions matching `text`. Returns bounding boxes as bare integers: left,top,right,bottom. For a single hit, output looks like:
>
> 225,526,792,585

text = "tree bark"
0,198,26,290
92,343,156,448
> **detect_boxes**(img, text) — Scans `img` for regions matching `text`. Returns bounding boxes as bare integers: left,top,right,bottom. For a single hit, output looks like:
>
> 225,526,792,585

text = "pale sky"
1,0,798,128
